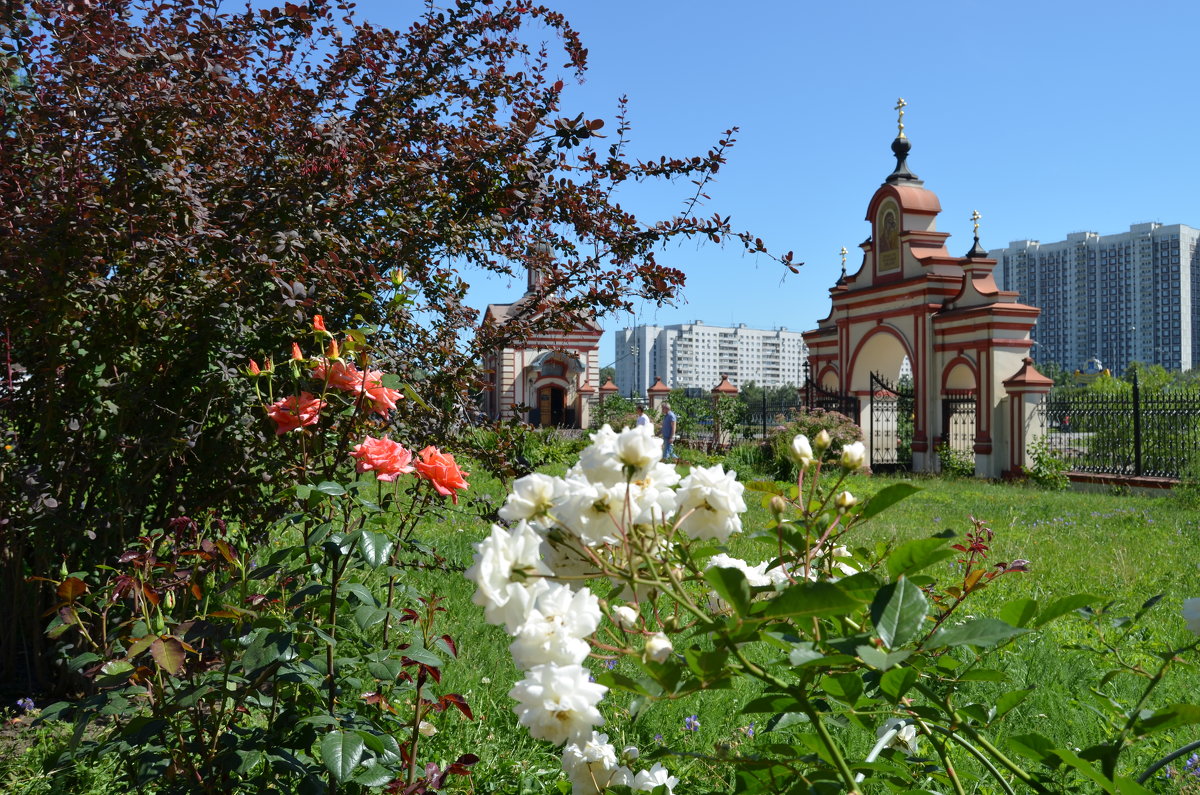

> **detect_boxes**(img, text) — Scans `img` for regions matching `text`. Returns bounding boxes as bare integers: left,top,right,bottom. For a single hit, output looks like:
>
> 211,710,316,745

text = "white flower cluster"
466,425,712,793
464,427,868,793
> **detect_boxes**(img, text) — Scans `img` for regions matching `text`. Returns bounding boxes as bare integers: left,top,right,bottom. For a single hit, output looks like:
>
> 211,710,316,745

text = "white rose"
643,632,673,663
789,434,814,468
465,522,553,627
839,441,866,472
500,473,564,527
612,604,640,631
706,553,772,587
562,732,620,795
675,464,747,543
615,424,662,478
576,425,625,486
509,663,607,746
813,429,832,450
834,490,859,511
632,762,678,793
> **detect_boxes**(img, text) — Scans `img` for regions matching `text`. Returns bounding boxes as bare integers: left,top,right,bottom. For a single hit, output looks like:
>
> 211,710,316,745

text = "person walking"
635,404,650,428
660,401,677,461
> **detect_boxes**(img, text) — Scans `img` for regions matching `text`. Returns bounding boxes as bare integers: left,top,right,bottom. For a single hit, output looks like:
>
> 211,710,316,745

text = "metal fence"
1036,376,1200,479
941,391,977,455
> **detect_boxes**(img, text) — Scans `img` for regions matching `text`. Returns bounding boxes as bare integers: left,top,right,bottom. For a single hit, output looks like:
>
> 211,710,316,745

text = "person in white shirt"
635,404,650,428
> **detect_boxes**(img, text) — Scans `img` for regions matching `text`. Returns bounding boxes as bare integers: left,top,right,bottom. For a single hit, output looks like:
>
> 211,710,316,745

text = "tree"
0,0,791,686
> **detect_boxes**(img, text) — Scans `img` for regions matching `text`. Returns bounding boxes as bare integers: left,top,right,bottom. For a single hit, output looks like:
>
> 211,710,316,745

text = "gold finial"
971,209,981,237
895,98,907,138
839,246,848,278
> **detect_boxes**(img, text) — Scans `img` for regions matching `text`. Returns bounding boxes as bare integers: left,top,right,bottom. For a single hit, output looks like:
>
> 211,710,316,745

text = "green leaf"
1035,594,1102,627
856,645,911,671
928,618,1028,649
357,531,393,568
887,538,957,580
1132,703,1200,735
125,635,156,660
859,482,921,522
1052,748,1117,793
992,687,1035,722
401,646,441,667
354,762,395,788
1006,732,1058,766
835,571,881,603
999,597,1039,628
150,637,186,675
321,731,365,783
315,481,346,496
595,671,652,696
341,582,379,606
95,660,135,688
879,667,918,703
704,566,751,617
870,577,928,649
821,672,863,706
788,645,824,667
759,581,864,620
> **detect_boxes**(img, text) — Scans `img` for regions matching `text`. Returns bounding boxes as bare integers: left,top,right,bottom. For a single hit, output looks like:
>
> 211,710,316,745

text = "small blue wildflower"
605,659,617,670
684,714,700,732
654,733,664,744
16,697,35,712
742,722,756,738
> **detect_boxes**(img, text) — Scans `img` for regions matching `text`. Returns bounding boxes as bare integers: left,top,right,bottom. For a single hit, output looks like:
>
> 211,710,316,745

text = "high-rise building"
614,321,808,396
990,223,1199,373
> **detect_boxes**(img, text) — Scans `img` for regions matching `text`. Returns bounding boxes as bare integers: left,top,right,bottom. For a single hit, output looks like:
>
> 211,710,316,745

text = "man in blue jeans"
660,401,677,461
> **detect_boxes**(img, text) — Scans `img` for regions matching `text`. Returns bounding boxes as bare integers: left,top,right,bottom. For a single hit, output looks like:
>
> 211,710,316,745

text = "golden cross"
971,209,981,237
839,246,848,277
895,98,907,138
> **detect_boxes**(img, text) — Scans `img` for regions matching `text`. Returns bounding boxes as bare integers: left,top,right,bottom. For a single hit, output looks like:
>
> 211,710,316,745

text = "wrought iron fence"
869,372,914,473
1036,375,1200,479
941,391,976,454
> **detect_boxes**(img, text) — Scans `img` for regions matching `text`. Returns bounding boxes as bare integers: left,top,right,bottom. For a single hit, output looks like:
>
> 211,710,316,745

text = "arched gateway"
803,104,1049,477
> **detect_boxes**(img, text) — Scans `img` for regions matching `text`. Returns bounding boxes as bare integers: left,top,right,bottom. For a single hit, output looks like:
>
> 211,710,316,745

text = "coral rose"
350,436,415,482
361,369,403,416
267,392,324,434
313,358,365,394
415,445,469,503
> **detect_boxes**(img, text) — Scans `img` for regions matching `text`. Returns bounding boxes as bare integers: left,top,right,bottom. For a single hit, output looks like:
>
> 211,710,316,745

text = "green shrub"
1026,435,1070,490
763,408,863,481
936,443,976,478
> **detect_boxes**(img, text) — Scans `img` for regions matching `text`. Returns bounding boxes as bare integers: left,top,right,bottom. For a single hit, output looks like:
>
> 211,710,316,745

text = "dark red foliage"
0,0,787,688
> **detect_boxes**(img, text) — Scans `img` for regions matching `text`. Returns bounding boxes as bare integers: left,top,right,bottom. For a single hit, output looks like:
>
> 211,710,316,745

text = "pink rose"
414,446,469,503
351,436,415,482
361,371,403,415
313,359,366,394
267,392,324,434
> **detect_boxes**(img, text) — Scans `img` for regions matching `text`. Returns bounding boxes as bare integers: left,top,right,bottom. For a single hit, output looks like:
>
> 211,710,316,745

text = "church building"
479,264,602,428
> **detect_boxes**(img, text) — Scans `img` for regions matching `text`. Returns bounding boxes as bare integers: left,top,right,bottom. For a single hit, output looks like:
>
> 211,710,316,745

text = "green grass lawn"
393,466,1200,793
5,464,1198,793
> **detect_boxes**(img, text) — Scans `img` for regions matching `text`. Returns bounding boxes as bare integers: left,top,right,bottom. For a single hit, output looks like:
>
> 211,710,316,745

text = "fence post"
761,392,767,440
1132,370,1142,477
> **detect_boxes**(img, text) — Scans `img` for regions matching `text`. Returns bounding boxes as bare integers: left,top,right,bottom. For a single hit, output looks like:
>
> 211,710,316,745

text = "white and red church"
479,265,602,428
803,107,1053,477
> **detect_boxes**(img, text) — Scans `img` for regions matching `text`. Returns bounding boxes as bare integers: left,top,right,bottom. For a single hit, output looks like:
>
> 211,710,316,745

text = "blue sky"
355,0,1200,367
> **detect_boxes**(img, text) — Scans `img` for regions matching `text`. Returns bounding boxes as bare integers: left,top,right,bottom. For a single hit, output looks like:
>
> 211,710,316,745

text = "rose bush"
466,423,1200,794
37,319,478,794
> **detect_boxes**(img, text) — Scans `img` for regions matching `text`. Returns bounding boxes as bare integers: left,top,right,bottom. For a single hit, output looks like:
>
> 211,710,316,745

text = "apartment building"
614,321,808,395
990,222,1199,373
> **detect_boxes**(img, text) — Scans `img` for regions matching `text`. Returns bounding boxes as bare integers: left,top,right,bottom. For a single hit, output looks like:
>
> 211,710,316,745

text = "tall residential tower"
990,223,1200,373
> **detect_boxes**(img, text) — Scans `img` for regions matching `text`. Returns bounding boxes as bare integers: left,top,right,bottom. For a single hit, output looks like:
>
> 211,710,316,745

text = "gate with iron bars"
869,372,914,473
802,362,860,423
